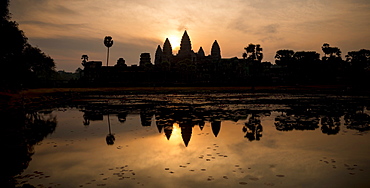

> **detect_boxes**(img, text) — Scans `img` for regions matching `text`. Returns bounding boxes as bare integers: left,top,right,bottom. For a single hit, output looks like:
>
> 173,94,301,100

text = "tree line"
0,0,57,91
273,43,370,86
109,42,369,87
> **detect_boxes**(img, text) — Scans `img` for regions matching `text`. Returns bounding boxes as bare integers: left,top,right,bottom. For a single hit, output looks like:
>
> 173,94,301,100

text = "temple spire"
197,47,205,57
211,40,221,60
211,121,221,137
177,30,192,58
154,45,162,65
163,38,173,62
164,125,173,140
180,123,192,147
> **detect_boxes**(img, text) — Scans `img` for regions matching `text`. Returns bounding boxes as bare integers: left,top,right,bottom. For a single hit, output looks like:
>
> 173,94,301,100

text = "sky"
9,0,370,72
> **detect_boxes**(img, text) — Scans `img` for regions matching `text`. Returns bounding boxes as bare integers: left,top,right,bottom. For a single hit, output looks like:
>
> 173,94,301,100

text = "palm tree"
104,36,113,66
81,54,88,66
106,114,115,145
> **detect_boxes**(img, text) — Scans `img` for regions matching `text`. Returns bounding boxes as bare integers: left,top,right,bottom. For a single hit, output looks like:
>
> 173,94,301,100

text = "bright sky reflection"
15,107,370,188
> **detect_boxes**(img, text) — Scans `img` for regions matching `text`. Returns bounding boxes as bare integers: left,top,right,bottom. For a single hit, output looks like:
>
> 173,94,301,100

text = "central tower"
177,30,193,59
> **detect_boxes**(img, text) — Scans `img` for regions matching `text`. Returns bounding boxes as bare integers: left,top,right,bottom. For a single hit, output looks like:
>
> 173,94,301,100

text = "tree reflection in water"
345,112,370,132
4,93,370,187
80,94,370,147
274,114,320,131
321,116,341,135
243,114,263,141
1,109,57,187
106,114,115,145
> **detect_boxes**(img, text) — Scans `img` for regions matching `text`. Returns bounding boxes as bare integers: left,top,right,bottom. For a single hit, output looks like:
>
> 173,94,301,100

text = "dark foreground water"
7,93,370,187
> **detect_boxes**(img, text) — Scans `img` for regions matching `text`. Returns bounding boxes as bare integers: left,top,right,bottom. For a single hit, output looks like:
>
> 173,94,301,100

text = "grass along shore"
0,85,362,110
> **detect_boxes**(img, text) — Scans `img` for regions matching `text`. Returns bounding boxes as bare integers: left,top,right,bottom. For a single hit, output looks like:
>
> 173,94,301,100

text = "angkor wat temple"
80,31,369,87
154,30,221,65
81,31,271,86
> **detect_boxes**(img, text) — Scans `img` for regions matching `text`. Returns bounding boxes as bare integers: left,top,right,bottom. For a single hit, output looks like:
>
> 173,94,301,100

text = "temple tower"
115,58,127,67
139,53,151,67
180,123,193,147
163,38,173,62
154,45,162,65
177,30,193,59
211,121,221,137
197,47,205,57
211,40,221,60
164,125,173,140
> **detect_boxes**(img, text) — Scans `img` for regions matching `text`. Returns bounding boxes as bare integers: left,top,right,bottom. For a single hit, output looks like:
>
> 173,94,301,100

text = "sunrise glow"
8,0,370,71
168,35,181,52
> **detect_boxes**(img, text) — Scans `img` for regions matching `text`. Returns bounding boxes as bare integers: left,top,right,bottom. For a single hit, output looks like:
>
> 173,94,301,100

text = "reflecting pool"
7,93,370,187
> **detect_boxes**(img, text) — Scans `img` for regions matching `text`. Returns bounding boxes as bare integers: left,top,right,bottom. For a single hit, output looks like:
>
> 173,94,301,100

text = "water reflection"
79,93,370,146
243,114,263,141
83,109,103,126
117,112,127,123
274,113,320,131
7,93,370,187
345,113,370,132
1,109,57,187
321,116,341,135
106,114,115,145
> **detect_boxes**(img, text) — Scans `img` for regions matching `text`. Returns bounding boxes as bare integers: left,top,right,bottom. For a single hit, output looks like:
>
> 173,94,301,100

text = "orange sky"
10,0,370,72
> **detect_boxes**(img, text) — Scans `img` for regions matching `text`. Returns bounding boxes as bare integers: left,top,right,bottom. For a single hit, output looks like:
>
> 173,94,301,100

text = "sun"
168,35,181,51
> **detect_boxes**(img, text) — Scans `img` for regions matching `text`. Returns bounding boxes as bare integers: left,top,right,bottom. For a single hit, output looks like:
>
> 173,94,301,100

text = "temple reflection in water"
80,93,370,146
4,92,370,187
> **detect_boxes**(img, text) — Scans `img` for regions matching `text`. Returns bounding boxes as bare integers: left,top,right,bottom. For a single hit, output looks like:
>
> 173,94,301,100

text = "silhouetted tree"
291,51,321,84
104,36,113,66
322,43,342,61
22,44,56,82
1,1,56,89
244,44,263,62
345,49,370,87
1,0,10,21
293,51,320,62
346,49,370,67
275,49,294,67
0,3,27,89
242,52,247,59
81,54,89,65
320,44,343,83
243,44,264,87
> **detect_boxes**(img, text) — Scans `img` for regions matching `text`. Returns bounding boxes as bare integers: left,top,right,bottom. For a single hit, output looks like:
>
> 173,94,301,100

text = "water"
9,93,370,187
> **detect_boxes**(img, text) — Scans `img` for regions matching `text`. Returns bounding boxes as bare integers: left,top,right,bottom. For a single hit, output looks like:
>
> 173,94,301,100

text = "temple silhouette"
154,30,221,65
77,30,370,88
80,30,264,86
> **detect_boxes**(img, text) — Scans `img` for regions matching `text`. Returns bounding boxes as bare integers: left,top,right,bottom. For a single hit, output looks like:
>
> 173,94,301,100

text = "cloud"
9,0,370,70
53,4,80,16
19,20,83,29
262,24,279,34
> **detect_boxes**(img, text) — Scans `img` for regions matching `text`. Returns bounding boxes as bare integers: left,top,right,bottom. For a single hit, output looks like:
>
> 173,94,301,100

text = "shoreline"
1,85,368,110
18,85,352,95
